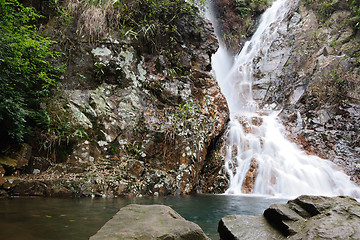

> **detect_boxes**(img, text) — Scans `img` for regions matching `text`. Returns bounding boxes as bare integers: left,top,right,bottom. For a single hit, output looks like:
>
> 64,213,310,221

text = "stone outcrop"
218,195,360,240
275,1,360,185
211,0,271,54
211,0,360,188
1,1,229,197
90,204,210,240
0,144,32,194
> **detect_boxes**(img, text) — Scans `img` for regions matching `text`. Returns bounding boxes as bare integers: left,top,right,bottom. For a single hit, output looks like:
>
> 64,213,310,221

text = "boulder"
271,195,360,240
219,195,360,240
90,204,210,240
218,215,285,240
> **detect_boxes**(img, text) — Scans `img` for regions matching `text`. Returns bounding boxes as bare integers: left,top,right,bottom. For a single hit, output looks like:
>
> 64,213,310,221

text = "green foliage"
116,0,202,53
66,0,204,52
329,40,337,47
350,0,360,29
39,101,89,155
235,0,270,17
305,0,360,29
170,101,201,130
304,0,338,21
319,0,338,19
0,0,63,142
235,0,250,17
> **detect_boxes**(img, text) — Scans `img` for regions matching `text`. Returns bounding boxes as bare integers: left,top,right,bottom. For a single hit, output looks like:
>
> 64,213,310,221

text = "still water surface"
0,194,287,239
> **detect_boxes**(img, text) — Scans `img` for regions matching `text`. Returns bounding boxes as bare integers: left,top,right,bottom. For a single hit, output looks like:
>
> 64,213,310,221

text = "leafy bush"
0,0,63,142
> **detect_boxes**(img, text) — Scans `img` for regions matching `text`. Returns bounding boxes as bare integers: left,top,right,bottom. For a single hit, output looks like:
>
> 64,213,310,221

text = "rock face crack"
264,204,305,236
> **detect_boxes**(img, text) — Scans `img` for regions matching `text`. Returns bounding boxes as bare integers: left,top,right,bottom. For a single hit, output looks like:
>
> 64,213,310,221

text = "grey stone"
218,215,285,240
90,204,210,240
272,195,360,239
220,195,360,240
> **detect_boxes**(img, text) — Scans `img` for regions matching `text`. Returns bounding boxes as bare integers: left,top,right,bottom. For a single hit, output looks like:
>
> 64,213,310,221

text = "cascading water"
210,0,360,198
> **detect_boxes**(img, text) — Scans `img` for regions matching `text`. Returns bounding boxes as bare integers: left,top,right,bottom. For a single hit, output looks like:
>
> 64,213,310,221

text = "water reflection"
0,195,287,240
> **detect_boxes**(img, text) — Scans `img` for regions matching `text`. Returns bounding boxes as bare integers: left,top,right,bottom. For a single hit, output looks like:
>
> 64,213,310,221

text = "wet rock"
90,204,210,240
200,130,229,194
218,215,285,240
127,160,145,177
0,156,17,169
0,165,4,176
265,195,360,239
242,158,259,193
212,0,271,54
25,157,52,174
220,195,360,240
0,176,5,187
2,177,17,190
11,180,51,197
15,143,32,169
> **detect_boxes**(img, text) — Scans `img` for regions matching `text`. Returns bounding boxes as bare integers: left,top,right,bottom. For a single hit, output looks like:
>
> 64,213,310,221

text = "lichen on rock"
1,0,230,197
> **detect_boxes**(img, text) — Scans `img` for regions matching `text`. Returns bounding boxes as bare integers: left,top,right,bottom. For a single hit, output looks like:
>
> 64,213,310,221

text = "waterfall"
210,0,360,198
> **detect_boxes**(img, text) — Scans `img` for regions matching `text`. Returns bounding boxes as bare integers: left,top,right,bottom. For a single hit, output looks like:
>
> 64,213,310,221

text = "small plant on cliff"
350,0,360,29
310,63,357,106
0,0,63,143
39,99,90,159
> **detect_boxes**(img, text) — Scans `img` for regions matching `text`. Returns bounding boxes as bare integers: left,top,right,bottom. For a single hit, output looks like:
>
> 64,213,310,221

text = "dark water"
0,194,287,240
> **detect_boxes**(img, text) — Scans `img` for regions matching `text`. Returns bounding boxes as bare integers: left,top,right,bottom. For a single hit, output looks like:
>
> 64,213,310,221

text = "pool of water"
0,194,288,239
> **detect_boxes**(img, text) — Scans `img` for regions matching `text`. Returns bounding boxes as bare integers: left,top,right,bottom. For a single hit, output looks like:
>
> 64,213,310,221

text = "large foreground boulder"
219,195,360,240
90,204,210,240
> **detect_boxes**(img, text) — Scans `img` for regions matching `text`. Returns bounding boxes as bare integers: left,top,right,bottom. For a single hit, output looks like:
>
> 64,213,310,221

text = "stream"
0,195,287,240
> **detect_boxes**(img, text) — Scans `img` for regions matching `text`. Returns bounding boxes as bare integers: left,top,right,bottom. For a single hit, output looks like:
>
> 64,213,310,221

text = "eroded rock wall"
275,1,360,184
211,0,360,187
1,1,230,197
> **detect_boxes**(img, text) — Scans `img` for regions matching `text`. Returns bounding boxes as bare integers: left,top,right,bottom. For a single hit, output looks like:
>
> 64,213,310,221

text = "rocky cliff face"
210,0,360,191
273,0,360,185
211,0,271,54
0,0,229,197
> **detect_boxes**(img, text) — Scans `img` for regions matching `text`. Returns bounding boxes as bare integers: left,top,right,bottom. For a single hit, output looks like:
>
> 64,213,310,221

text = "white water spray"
211,0,360,198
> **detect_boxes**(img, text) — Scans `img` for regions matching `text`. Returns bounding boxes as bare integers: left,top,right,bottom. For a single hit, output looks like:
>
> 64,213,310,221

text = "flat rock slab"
90,204,210,240
218,215,285,240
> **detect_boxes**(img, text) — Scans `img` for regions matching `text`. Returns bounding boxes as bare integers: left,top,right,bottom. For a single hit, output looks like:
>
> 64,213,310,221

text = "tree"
0,0,62,142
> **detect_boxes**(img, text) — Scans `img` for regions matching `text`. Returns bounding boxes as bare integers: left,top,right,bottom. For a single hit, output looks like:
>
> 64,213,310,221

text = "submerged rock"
90,204,210,240
219,195,360,240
